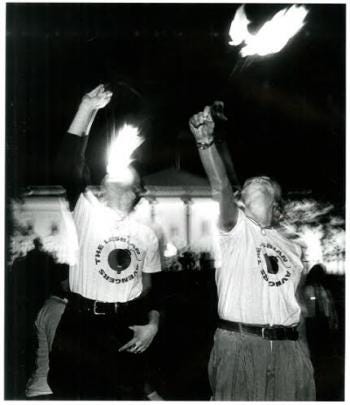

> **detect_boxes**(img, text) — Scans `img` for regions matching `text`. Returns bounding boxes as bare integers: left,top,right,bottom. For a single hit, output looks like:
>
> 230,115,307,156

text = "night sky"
6,3,346,207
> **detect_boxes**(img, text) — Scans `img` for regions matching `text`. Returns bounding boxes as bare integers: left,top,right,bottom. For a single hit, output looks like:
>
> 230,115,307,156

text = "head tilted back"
241,176,282,204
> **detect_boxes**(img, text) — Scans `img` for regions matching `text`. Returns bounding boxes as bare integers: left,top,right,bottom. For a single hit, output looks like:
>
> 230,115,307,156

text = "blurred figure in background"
25,272,69,399
6,238,68,399
304,264,338,350
303,263,339,399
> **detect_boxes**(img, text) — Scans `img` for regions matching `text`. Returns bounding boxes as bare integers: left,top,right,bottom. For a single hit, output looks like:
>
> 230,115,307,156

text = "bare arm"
189,106,239,231
67,84,112,137
54,85,113,208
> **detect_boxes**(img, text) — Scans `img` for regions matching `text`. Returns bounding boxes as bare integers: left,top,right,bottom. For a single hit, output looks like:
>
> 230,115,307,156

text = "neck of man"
104,198,131,218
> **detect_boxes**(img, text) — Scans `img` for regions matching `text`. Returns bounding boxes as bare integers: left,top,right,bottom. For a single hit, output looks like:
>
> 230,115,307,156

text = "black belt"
69,292,141,316
218,319,299,341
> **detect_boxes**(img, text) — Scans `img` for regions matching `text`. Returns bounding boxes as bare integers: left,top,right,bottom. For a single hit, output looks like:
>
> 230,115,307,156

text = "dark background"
6,2,345,205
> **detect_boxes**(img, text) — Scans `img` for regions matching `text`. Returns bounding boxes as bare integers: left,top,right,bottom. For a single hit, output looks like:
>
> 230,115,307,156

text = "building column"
182,197,192,247
146,196,157,223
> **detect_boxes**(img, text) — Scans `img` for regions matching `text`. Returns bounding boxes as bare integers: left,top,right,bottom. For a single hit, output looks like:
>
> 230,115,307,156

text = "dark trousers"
48,296,148,400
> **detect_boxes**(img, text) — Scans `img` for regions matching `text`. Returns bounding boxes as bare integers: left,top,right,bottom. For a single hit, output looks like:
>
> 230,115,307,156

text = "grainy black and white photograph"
5,1,345,401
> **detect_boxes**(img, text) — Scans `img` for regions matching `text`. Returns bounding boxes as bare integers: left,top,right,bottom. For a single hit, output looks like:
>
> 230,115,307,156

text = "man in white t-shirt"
48,85,161,400
189,106,315,400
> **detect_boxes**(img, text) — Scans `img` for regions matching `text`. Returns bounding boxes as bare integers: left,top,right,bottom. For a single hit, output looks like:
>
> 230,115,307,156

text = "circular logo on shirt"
108,249,132,273
94,236,142,284
256,243,292,287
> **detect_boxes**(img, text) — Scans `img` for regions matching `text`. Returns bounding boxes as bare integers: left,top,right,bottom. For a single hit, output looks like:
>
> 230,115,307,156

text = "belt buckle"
262,327,270,340
93,301,106,315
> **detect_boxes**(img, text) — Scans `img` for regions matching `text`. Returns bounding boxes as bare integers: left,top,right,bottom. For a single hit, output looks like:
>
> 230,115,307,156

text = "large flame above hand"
106,124,144,184
229,5,309,57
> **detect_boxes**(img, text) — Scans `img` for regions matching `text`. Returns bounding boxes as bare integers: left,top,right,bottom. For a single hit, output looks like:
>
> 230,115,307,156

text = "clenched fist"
81,84,113,110
189,106,215,145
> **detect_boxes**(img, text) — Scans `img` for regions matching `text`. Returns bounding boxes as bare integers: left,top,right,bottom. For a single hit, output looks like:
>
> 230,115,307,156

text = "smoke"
279,198,345,274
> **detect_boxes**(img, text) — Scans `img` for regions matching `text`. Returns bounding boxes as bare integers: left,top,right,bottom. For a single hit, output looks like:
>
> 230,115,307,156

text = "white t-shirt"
70,191,161,302
217,209,304,326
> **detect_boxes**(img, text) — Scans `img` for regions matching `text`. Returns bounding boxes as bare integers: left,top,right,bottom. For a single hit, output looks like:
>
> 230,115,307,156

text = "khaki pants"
208,328,316,401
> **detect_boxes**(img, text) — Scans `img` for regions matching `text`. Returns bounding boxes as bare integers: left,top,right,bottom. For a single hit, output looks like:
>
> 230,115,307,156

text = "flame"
282,199,334,225
229,5,309,57
280,198,345,274
228,5,251,47
298,225,324,266
106,124,144,184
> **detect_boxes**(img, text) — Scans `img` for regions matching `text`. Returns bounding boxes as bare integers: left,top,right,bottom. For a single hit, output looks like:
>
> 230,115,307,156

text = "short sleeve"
218,208,245,237
73,192,96,237
142,228,161,274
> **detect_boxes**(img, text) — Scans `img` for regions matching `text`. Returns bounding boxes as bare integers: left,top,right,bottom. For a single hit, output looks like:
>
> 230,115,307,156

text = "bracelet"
196,139,215,150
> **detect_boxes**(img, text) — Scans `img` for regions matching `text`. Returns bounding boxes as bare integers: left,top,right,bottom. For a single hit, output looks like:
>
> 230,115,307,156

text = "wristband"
196,139,215,150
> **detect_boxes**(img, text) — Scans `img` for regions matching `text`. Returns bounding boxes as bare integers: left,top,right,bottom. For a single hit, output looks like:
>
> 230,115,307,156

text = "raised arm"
67,84,112,137
189,106,239,232
55,85,113,208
